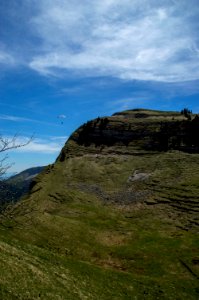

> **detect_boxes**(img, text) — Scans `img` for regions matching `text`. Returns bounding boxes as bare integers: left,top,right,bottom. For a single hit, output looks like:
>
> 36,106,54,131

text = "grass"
1,205,198,299
0,151,199,299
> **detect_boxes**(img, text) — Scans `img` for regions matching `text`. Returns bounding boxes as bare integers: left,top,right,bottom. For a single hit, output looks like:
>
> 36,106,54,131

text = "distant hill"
7,166,45,184
0,166,45,206
0,109,198,299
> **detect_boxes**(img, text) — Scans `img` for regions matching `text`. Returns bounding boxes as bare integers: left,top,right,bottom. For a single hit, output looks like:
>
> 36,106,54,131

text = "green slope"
0,109,199,299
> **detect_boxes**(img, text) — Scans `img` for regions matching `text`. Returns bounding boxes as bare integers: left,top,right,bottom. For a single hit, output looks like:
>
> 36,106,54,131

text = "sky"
0,0,199,174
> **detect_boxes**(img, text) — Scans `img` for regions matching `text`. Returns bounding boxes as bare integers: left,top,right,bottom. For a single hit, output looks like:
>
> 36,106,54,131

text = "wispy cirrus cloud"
107,91,152,111
28,0,199,82
0,49,16,66
1,0,199,83
0,114,59,127
0,114,31,122
50,135,68,141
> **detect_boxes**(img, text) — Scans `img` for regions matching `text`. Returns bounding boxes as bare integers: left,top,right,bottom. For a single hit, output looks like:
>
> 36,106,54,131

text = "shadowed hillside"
0,109,198,299
0,166,44,207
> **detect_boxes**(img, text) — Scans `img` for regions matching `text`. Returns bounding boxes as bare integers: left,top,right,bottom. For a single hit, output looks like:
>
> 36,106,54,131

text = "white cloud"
18,141,61,154
27,0,199,82
109,95,151,111
0,50,15,65
9,136,66,154
0,114,59,126
0,114,32,122
1,1,199,83
50,135,68,141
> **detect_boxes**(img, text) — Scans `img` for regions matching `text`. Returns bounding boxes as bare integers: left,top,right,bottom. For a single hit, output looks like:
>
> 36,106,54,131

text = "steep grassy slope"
0,109,198,299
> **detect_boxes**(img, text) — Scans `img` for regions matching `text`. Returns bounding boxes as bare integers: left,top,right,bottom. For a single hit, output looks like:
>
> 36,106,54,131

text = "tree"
0,134,33,206
0,134,33,179
180,108,192,120
0,134,35,228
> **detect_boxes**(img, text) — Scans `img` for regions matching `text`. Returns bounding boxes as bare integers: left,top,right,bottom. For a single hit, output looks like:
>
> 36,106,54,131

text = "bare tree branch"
0,134,33,179
0,154,12,178
0,134,34,153
0,134,34,227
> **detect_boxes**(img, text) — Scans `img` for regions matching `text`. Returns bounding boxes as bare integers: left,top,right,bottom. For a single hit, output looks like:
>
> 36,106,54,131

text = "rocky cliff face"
26,109,199,231
57,109,199,162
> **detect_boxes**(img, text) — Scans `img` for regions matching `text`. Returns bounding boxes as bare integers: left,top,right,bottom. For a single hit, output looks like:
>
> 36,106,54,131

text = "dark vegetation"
79,114,199,152
181,108,192,120
0,166,45,207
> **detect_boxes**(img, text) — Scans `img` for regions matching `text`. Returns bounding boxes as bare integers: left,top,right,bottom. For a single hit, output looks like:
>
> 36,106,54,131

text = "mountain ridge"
24,108,199,235
57,108,199,163
0,108,198,299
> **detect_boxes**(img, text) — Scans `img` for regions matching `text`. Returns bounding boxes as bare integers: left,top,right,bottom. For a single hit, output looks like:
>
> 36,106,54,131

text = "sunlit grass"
0,150,198,299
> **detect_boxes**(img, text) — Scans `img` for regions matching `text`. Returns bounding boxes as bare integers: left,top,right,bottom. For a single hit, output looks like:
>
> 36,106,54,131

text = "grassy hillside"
0,109,198,299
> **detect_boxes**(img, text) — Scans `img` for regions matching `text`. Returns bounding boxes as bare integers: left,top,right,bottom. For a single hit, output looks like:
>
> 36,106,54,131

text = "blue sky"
0,0,199,173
